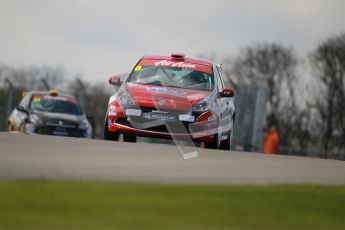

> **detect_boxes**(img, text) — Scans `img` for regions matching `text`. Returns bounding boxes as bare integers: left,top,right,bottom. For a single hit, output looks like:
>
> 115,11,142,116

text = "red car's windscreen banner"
32,94,78,104
137,59,213,75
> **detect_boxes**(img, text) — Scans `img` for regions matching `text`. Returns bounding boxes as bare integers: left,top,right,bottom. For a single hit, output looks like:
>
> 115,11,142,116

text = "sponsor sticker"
43,95,69,101
179,115,195,122
147,87,185,95
33,94,77,103
126,109,142,116
154,60,196,69
143,112,176,121
108,111,117,116
53,130,68,136
134,65,142,71
158,99,166,105
32,97,41,103
221,135,228,141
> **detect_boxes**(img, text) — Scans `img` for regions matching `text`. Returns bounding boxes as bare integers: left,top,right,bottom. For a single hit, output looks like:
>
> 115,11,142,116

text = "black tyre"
103,119,120,141
219,129,232,150
123,134,137,142
204,135,218,149
8,122,16,131
219,115,235,150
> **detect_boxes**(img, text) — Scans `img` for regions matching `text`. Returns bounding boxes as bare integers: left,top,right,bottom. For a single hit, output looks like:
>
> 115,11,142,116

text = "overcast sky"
1,0,345,82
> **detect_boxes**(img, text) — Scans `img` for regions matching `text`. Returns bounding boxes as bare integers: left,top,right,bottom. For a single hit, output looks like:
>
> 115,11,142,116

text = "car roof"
141,54,213,67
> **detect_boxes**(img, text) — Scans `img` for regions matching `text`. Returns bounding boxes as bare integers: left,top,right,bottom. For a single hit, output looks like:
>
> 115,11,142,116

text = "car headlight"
79,119,92,138
193,101,210,112
78,119,90,130
192,97,211,112
116,88,135,107
29,114,42,125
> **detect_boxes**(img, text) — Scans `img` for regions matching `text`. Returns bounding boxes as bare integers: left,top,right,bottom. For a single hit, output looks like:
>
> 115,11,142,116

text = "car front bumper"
26,123,89,138
108,121,216,142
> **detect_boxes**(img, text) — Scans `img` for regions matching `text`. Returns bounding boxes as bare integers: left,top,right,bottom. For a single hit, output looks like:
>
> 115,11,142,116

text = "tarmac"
1,132,345,185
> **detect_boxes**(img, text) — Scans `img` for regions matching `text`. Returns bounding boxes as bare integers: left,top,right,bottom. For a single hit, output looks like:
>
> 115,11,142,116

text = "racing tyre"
103,120,120,141
8,122,15,132
219,129,232,150
204,135,218,149
123,134,137,143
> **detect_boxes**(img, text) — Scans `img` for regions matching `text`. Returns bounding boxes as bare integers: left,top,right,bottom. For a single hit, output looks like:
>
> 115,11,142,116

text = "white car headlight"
29,114,42,125
116,88,135,107
79,119,92,138
192,101,210,112
78,119,90,130
192,97,211,112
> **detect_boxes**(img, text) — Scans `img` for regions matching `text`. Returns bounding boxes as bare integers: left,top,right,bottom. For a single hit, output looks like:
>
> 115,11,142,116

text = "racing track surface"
0,132,345,185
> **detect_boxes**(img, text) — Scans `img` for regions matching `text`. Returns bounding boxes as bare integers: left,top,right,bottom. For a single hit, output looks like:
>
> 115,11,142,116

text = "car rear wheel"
103,119,120,141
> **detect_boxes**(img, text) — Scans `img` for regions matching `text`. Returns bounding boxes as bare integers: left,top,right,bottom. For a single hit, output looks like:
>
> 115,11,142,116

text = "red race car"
104,53,235,149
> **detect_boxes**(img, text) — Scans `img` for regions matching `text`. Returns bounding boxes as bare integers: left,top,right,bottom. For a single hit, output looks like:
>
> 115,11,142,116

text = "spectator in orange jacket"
263,126,279,154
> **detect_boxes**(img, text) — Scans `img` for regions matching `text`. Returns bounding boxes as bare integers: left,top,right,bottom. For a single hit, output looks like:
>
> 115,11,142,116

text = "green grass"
0,181,344,230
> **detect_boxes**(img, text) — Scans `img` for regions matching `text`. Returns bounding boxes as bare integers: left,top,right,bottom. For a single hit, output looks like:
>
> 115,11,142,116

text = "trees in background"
310,33,345,157
229,43,299,150
224,36,345,159
68,79,112,138
0,65,65,90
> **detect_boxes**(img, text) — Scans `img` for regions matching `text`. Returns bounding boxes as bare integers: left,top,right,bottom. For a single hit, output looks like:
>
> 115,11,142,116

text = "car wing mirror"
220,88,235,97
109,76,122,86
16,105,29,114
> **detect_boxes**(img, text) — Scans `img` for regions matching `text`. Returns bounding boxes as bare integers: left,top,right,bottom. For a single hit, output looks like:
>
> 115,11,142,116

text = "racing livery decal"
147,87,185,95
137,59,212,74
154,60,196,69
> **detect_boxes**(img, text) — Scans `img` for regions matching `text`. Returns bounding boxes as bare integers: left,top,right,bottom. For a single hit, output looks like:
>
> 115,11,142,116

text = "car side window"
218,67,226,88
19,95,28,108
218,66,234,89
214,66,224,92
19,94,30,109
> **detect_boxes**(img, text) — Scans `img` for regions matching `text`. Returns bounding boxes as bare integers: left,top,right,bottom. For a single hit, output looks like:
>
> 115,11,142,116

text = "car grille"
36,119,85,137
44,118,78,128
116,106,196,134
36,126,86,137
116,118,196,134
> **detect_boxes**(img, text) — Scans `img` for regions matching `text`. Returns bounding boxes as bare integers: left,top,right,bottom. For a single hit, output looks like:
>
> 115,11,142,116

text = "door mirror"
108,76,122,86
86,114,94,120
17,105,28,114
220,88,235,97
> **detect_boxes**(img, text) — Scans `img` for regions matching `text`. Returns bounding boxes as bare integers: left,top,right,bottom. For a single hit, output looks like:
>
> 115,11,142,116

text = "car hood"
126,83,211,112
34,111,84,123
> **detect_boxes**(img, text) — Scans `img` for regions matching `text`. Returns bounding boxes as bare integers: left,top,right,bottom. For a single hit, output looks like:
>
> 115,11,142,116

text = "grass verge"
0,180,344,230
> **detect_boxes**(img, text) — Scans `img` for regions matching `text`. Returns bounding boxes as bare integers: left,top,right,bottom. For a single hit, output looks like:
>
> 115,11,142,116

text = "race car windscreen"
127,66,214,91
30,96,83,115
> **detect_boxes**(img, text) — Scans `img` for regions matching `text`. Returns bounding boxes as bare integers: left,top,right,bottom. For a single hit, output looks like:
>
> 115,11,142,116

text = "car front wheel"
219,129,232,150
204,135,218,149
8,122,16,131
103,119,120,141
123,134,137,143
